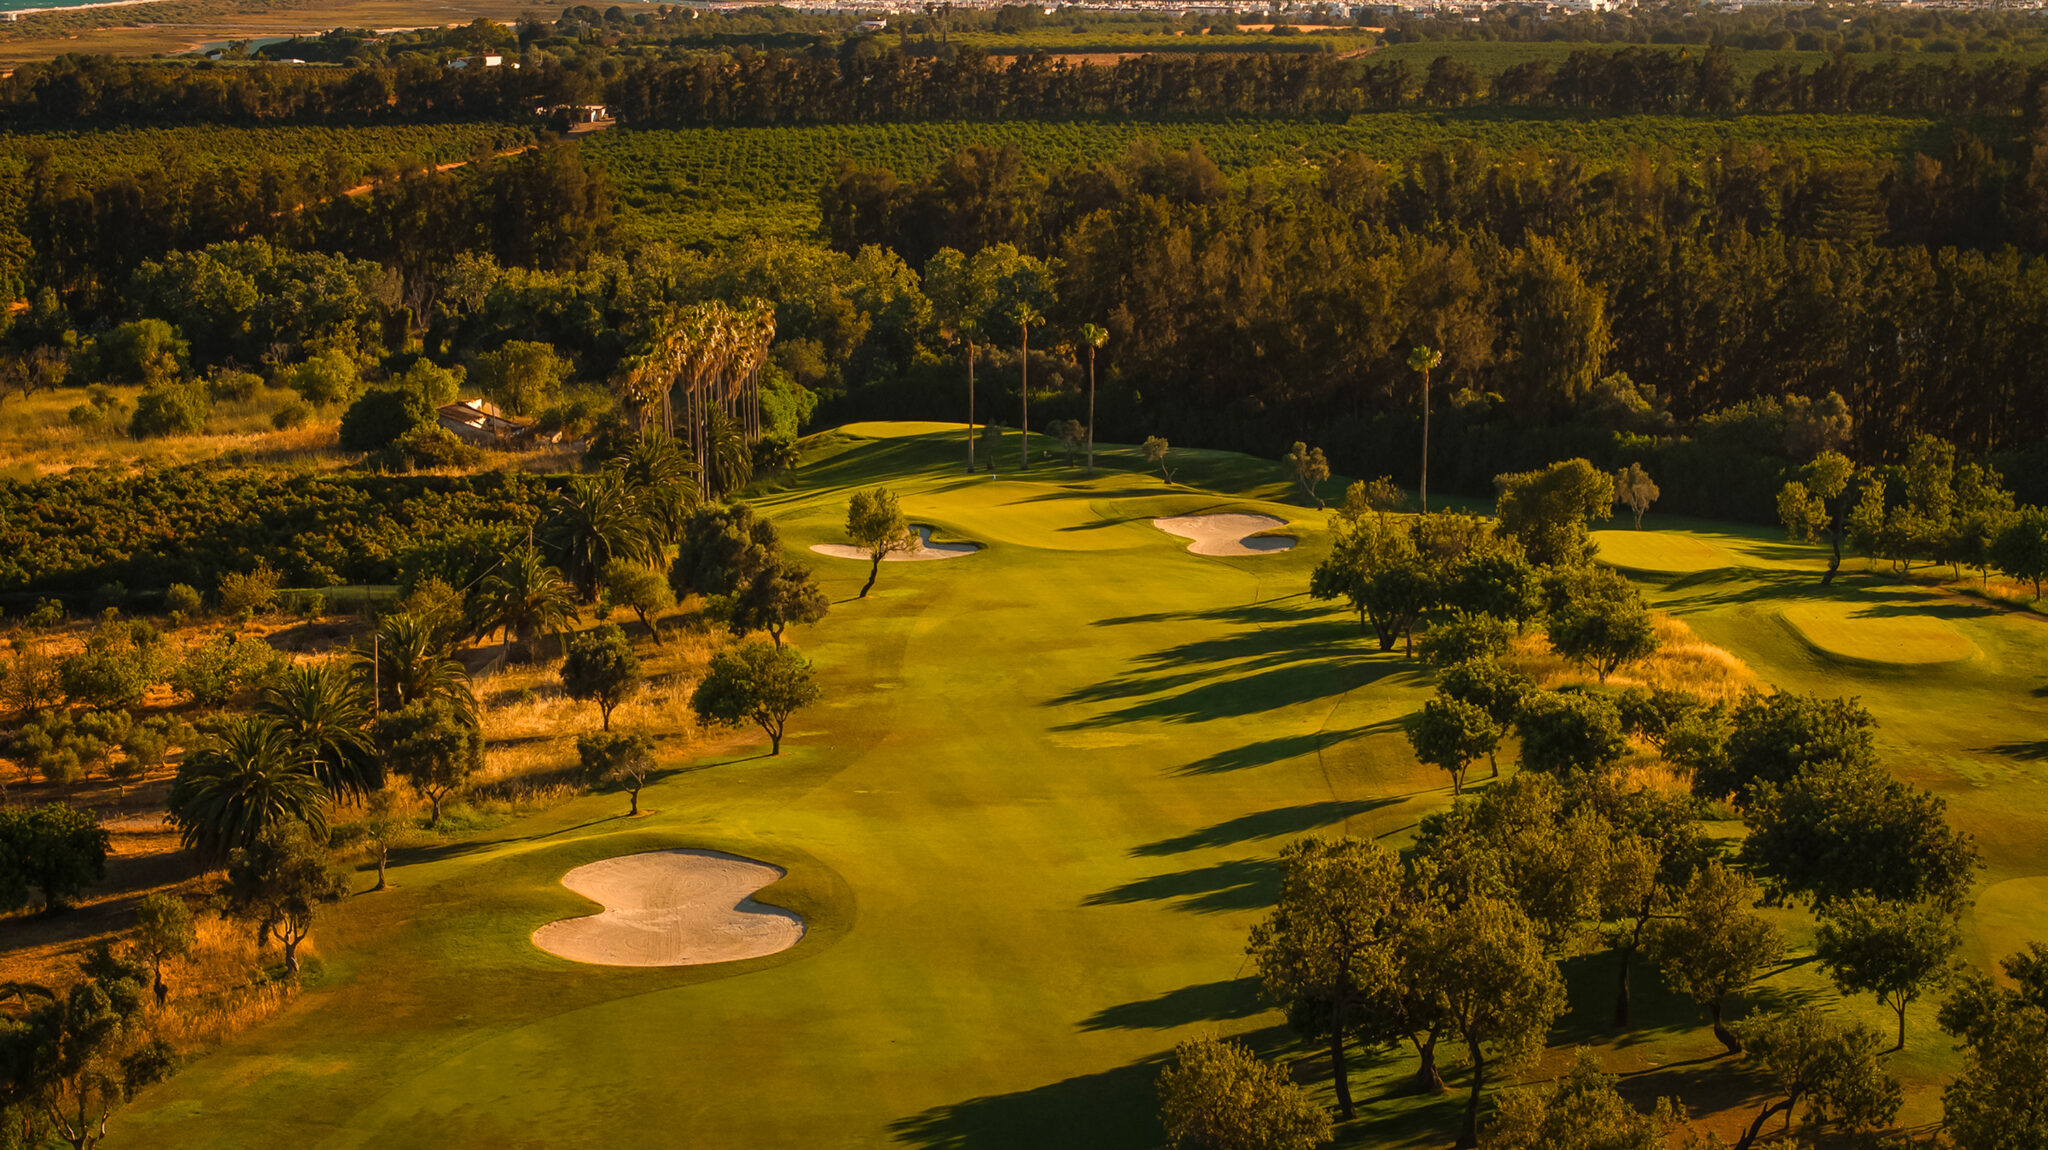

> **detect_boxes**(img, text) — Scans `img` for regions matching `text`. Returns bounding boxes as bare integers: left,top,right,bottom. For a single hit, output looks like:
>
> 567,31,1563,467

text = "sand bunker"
1153,513,1296,557
810,524,979,562
532,849,804,967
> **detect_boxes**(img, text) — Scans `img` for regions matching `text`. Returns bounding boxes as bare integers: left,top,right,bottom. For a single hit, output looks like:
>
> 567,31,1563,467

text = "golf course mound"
531,849,804,967
1590,530,1730,574
1780,602,1979,666
1153,513,1295,557
810,524,979,562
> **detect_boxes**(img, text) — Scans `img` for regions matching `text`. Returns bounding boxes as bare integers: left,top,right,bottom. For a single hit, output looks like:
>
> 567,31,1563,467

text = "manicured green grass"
1779,600,1980,667
114,424,2048,1147
1589,528,1732,574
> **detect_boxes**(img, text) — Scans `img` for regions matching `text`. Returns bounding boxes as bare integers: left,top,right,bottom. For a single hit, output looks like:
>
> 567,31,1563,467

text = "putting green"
1780,601,1979,666
1974,876,2048,975
1590,529,1730,574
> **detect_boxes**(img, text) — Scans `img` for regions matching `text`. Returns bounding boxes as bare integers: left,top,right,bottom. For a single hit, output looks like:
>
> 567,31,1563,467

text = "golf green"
1589,529,1730,574
1780,601,1980,666
112,425,2048,1147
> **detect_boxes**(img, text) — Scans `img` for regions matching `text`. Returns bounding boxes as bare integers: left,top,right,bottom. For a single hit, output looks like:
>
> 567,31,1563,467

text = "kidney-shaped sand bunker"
532,849,805,967
1153,513,1296,557
810,524,979,562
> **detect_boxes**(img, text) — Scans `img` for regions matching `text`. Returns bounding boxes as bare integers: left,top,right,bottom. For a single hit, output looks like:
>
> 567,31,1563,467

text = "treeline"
5,42,2047,128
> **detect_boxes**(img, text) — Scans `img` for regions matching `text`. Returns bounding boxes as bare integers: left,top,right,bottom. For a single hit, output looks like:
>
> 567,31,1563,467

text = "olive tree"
1644,860,1782,1053
846,487,917,599
1408,696,1499,796
223,826,349,976
1727,1008,1901,1150
1814,895,1961,1051
1156,1035,1330,1150
692,641,821,756
0,803,110,914
560,623,641,731
130,893,196,1008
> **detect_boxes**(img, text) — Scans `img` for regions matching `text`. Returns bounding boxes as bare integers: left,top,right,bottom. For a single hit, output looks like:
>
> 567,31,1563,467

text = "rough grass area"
106,423,2048,1149
1779,600,1980,667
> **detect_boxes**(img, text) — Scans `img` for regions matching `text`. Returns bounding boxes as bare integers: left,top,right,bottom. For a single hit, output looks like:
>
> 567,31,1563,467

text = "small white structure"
446,54,504,70
857,16,887,29
437,399,532,447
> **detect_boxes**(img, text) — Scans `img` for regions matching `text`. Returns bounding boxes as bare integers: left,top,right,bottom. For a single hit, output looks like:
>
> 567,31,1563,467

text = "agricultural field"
0,122,534,180
587,110,1957,244
93,423,2048,1149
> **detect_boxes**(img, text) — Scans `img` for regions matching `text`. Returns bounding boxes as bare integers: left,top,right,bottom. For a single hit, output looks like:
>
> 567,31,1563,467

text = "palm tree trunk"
1019,325,1030,471
1420,366,1431,514
1086,347,1096,476
967,341,976,473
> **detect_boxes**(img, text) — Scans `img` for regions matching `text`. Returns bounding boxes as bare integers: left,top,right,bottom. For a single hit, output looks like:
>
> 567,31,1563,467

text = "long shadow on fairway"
1083,857,1279,913
888,1055,1171,1150
1078,977,1267,1032
1053,657,1411,729
1132,799,1398,856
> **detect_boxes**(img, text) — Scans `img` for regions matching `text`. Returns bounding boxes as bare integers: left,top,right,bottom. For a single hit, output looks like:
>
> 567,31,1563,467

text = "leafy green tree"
577,731,656,817
1494,459,1614,568
1409,773,1606,954
1611,463,1659,530
130,893,195,1008
1940,943,2048,1150
0,804,109,913
164,583,202,620
1247,836,1405,1119
1694,690,1876,803
470,340,571,416
168,719,328,863
1441,552,1542,631
1310,514,1436,652
1144,435,1175,484
91,318,187,388
223,826,348,976
1284,443,1330,509
670,502,781,599
1156,1035,1331,1150
0,949,175,1150
282,349,361,408
337,386,435,453
1484,1048,1679,1150
1515,691,1626,776
561,624,640,731
373,701,482,828
58,617,161,711
1408,894,1566,1149
846,487,917,599
602,558,676,644
1990,505,2048,600
1545,573,1657,683
1778,451,1863,586
128,380,209,439
217,561,281,616
729,562,830,648
1438,659,1535,778
545,468,654,601
472,546,579,663
1418,611,1513,667
1644,860,1781,1054
1814,895,1960,1051
1587,788,1709,1028
1409,696,1500,796
1740,757,1978,910
260,662,375,801
692,641,821,756
168,634,279,708
1727,1008,1901,1150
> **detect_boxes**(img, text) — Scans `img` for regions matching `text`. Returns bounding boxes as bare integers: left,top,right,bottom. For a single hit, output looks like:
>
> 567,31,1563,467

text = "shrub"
130,380,211,439
218,562,282,615
381,426,483,471
338,386,435,453
165,583,204,618
205,368,264,404
283,350,361,407
272,400,312,430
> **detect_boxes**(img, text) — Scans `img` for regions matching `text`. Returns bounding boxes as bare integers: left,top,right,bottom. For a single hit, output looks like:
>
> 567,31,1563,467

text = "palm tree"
260,663,376,802
1408,345,1443,513
1012,302,1044,471
544,468,652,600
703,407,753,499
1080,323,1109,476
472,545,580,663
360,613,477,723
616,429,698,555
168,718,329,863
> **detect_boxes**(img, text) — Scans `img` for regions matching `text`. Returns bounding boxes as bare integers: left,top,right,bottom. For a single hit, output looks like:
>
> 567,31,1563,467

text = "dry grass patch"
1511,612,1759,704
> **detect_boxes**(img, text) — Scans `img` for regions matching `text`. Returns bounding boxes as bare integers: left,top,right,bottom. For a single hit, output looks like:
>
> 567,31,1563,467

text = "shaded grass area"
115,423,2048,1148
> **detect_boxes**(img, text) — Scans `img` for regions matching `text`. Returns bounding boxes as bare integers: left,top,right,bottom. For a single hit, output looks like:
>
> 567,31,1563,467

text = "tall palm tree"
703,407,753,500
1012,302,1044,472
168,718,329,864
360,613,477,723
616,429,698,555
472,545,580,663
1080,323,1109,476
1408,345,1443,513
544,468,652,600
260,663,377,802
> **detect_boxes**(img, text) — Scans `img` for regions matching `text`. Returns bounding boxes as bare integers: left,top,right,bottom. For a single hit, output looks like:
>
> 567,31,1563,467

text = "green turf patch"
1590,529,1731,574
1779,601,1980,666
1973,876,2048,973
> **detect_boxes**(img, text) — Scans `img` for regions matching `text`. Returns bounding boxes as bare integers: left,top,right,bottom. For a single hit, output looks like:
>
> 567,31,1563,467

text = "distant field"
585,110,1956,245
0,122,534,178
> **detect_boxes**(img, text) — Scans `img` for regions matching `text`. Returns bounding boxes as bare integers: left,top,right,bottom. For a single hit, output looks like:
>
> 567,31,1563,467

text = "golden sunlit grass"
1511,612,1760,705
151,911,304,1052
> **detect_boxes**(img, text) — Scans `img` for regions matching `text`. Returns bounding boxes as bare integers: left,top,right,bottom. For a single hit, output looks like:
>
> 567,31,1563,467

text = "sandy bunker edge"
1153,512,1297,557
532,848,806,968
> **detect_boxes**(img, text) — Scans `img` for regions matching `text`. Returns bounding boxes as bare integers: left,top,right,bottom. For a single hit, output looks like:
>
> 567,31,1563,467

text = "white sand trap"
532,849,804,967
810,524,980,562
1154,513,1296,557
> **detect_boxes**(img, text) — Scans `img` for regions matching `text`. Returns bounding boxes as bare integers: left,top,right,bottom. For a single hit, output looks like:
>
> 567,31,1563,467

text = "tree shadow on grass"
1132,799,1396,857
1078,977,1268,1032
1053,659,1410,729
889,1055,1170,1150
1987,739,2048,761
1082,857,1278,913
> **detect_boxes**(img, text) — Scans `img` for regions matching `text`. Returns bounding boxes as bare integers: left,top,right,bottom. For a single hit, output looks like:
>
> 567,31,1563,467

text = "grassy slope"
115,424,2048,1148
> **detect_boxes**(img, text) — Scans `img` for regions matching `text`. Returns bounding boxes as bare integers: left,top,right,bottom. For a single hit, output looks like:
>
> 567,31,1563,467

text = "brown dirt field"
0,0,535,65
